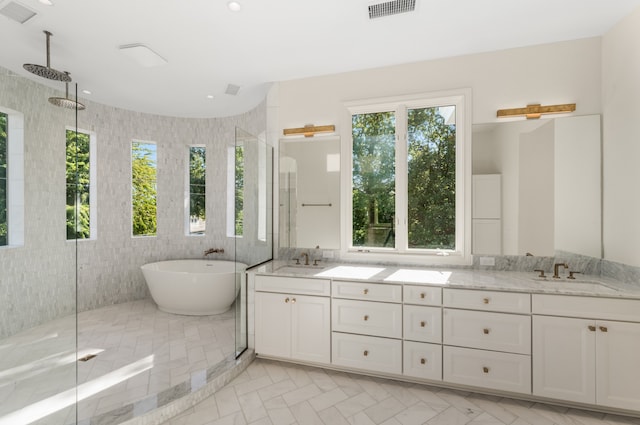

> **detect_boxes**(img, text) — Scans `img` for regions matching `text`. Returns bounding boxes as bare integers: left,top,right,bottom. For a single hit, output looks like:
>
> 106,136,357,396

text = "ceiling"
1,0,639,118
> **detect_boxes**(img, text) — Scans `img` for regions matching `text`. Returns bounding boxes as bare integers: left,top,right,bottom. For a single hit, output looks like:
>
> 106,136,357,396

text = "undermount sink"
531,277,619,293
275,265,325,275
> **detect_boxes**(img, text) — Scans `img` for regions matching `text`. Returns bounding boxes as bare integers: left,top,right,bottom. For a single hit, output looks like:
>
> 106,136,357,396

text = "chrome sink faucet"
300,252,310,266
553,262,568,279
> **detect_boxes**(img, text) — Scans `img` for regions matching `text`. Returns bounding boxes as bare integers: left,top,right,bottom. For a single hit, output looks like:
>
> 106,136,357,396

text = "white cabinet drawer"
443,309,531,354
532,294,640,322
332,332,402,375
332,299,402,338
403,286,442,306
403,305,442,343
403,341,442,381
333,280,402,302
443,288,530,314
443,346,531,394
255,275,330,296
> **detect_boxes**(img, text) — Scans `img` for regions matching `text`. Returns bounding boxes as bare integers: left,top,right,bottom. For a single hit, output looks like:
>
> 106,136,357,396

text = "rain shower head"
23,30,72,82
48,96,85,110
48,72,86,110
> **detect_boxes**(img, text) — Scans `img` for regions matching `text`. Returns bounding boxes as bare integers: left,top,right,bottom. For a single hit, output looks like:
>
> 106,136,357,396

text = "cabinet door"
596,321,640,410
255,292,292,358
291,295,331,364
532,315,596,403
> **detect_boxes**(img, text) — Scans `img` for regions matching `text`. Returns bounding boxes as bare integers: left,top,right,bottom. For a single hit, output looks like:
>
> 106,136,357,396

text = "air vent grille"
225,84,240,96
368,0,416,19
0,1,36,24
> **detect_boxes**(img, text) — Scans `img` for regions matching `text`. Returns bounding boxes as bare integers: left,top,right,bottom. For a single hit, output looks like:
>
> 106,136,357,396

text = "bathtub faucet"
204,248,224,257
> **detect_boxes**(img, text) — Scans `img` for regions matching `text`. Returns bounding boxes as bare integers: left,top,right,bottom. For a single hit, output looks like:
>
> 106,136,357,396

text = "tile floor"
166,358,640,425
0,298,236,425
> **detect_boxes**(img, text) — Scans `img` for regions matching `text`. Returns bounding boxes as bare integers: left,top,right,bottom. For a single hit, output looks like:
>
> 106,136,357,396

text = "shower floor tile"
0,298,236,425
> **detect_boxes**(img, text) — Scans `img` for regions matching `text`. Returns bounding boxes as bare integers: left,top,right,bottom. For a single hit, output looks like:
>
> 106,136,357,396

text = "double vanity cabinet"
253,268,640,415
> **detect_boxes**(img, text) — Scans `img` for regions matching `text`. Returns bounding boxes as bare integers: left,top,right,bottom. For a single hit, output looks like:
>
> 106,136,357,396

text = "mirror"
279,136,340,249
472,114,602,258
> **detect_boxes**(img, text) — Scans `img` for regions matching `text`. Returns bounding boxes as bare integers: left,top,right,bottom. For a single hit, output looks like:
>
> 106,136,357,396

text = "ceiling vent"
0,1,37,24
368,0,415,19
225,84,240,96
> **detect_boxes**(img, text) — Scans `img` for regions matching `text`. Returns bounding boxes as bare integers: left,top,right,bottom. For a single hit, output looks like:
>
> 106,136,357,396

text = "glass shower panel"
234,128,273,358
0,73,78,425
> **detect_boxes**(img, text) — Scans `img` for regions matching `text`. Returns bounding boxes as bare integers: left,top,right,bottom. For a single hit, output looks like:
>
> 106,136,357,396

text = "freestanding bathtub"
141,260,247,315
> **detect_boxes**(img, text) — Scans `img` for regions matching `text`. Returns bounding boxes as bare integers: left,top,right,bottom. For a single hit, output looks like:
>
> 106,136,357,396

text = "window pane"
132,141,157,236
235,146,244,236
352,111,396,248
407,106,456,249
0,112,6,246
188,146,206,235
66,129,91,240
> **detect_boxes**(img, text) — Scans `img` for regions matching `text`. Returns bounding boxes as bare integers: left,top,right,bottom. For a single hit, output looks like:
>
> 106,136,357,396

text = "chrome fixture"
23,30,72,82
203,248,224,257
48,72,86,110
553,262,569,279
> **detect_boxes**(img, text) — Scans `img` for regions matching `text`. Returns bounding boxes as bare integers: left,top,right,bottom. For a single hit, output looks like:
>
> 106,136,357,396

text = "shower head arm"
44,30,52,68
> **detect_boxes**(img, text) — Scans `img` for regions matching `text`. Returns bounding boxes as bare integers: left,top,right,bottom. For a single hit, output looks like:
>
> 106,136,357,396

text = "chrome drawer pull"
285,297,290,303
363,350,369,357
364,315,369,321
420,358,426,365
291,298,296,304
420,321,426,327
483,367,490,374
588,325,596,332
599,326,608,333
483,328,490,334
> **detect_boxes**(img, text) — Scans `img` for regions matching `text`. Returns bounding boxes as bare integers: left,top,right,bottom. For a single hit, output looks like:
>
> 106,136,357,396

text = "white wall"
276,37,602,131
602,6,640,267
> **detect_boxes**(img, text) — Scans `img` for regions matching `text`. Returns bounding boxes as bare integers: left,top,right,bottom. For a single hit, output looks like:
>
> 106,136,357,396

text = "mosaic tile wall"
0,67,268,338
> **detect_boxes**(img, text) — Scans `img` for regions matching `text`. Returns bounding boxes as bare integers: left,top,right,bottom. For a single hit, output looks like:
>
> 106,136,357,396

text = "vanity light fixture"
497,103,576,119
283,124,336,138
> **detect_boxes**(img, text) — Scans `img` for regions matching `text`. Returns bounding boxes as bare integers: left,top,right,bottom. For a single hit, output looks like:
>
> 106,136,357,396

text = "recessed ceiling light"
82,89,92,95
39,0,54,5
207,95,214,99
227,1,241,12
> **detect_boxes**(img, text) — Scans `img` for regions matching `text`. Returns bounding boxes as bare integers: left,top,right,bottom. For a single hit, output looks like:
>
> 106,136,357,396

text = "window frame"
0,107,24,248
65,127,97,241
341,89,472,265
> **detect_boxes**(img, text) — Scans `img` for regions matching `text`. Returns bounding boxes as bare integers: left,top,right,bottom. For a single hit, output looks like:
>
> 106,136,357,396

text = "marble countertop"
250,261,640,300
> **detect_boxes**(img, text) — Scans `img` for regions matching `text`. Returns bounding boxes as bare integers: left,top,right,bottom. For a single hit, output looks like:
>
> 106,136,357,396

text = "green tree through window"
132,142,157,236
66,129,91,239
235,146,244,236
0,112,7,246
189,146,206,234
351,103,458,252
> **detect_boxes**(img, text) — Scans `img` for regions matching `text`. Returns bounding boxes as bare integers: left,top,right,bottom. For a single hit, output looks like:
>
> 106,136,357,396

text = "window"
132,141,157,237
66,128,96,240
346,91,471,262
226,145,244,237
187,146,206,235
0,108,24,247
0,112,7,246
